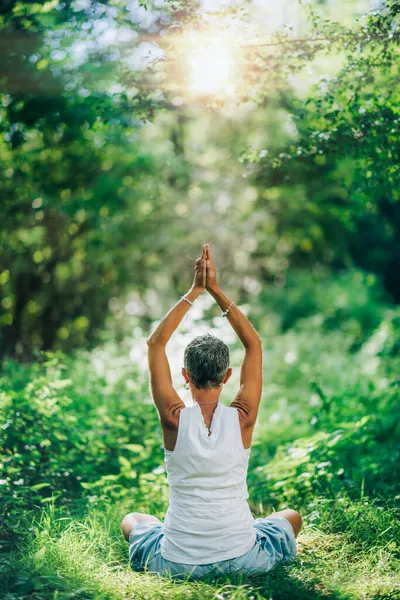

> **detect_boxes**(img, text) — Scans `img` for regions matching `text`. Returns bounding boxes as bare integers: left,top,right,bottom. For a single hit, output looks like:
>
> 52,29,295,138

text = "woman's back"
160,403,257,564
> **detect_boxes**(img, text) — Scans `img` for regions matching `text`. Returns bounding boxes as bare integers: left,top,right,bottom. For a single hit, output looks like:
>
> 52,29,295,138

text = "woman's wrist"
207,283,220,297
186,286,203,302
208,285,234,314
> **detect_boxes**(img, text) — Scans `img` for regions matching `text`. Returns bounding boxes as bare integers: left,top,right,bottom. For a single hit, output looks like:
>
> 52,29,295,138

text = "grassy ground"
2,494,399,600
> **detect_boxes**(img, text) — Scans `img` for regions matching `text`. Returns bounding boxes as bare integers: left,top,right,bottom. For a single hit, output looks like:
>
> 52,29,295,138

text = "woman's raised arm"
146,245,207,426
205,244,262,436
205,245,262,349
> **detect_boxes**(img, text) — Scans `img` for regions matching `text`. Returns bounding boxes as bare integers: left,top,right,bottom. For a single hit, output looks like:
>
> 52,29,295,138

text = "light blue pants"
129,516,297,580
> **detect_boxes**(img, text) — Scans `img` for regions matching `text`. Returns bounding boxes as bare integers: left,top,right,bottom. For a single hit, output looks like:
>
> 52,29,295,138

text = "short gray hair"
184,333,230,389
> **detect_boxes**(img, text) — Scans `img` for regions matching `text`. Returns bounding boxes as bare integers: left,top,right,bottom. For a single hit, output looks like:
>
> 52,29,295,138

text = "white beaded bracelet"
180,295,193,306
222,301,234,317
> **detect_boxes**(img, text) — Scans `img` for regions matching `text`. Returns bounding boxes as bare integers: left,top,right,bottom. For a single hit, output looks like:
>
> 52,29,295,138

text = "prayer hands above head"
192,244,218,293
192,244,207,292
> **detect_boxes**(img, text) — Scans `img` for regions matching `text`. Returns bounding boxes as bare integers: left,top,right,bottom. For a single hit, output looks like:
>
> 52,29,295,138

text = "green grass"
2,497,399,600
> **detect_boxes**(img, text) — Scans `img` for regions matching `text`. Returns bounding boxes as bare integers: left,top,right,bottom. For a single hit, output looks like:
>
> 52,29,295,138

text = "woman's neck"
192,387,221,404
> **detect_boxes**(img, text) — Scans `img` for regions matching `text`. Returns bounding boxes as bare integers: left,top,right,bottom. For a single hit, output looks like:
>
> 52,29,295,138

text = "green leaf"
121,444,144,453
30,483,51,491
119,456,131,469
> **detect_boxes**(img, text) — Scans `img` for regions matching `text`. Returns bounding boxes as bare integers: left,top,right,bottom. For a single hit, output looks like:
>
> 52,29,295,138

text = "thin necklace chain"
195,400,219,405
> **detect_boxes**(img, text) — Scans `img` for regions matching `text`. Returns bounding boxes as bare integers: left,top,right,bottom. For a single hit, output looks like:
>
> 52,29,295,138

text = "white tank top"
160,402,256,564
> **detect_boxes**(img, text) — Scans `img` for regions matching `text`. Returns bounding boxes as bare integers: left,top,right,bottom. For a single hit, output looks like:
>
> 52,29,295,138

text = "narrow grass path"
4,504,399,600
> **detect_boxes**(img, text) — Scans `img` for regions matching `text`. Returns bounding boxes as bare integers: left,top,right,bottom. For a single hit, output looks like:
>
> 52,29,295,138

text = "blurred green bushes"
254,268,390,343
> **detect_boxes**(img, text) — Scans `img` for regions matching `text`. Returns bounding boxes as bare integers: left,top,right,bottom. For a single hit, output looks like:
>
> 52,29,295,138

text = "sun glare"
186,35,236,96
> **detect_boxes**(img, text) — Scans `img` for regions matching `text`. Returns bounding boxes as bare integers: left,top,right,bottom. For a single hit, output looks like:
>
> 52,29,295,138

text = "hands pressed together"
192,244,217,293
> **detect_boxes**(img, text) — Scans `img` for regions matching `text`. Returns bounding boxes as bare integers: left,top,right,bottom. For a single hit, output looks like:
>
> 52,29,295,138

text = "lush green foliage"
240,2,400,300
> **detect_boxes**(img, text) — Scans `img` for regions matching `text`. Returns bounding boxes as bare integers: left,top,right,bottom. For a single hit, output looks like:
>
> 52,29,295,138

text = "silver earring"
184,382,189,390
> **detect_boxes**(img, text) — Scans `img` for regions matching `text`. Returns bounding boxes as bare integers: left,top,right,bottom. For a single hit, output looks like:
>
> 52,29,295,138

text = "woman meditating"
121,243,302,579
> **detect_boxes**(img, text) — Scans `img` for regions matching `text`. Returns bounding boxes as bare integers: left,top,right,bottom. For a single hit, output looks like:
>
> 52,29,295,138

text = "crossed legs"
121,508,302,543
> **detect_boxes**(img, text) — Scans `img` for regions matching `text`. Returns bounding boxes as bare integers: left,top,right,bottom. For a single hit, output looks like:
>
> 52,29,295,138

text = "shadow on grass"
191,564,352,600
